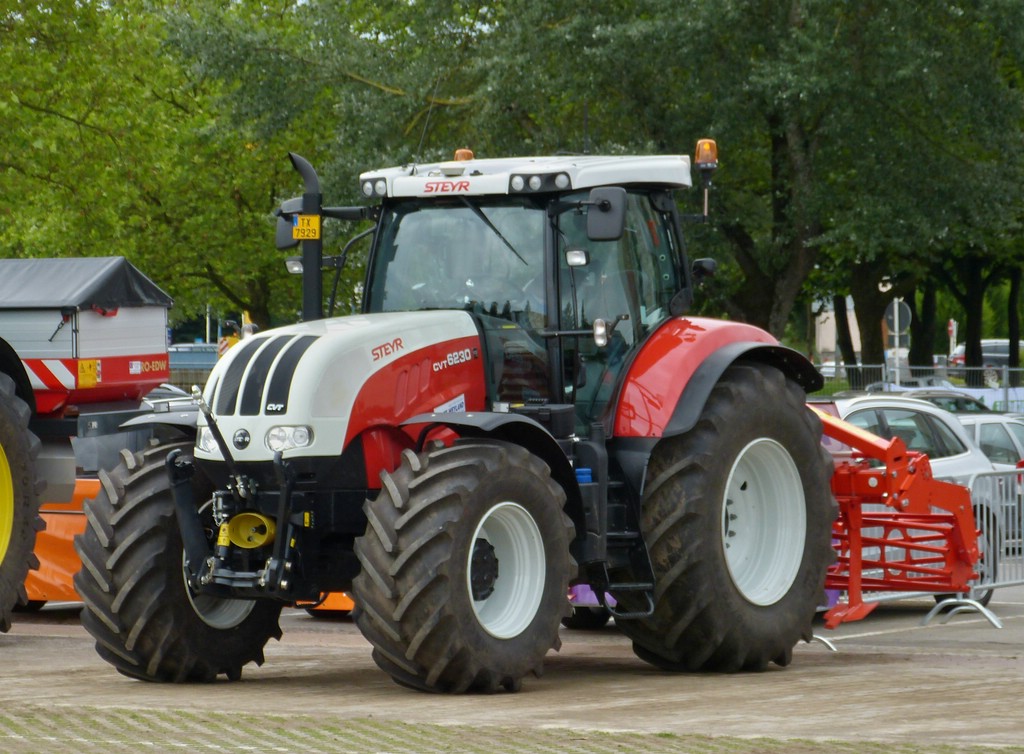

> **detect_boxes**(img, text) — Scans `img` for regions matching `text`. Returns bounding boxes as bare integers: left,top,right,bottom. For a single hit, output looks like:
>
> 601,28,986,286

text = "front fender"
613,317,821,438
401,410,579,514
120,407,199,433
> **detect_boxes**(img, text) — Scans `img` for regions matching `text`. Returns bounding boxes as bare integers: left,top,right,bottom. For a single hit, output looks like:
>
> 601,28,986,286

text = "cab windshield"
366,197,547,329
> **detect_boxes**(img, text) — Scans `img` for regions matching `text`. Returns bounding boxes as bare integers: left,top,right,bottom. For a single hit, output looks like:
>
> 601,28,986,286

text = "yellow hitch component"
226,512,276,549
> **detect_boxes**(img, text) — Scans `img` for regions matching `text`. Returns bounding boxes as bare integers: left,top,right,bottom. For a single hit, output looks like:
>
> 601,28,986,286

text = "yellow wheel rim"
0,443,13,563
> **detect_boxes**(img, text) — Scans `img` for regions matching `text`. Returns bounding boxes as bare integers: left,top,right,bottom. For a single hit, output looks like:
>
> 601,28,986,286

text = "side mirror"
586,187,627,241
274,197,304,250
692,257,718,284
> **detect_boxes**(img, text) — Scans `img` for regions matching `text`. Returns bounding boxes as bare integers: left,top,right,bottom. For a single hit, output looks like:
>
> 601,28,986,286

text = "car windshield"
923,394,989,413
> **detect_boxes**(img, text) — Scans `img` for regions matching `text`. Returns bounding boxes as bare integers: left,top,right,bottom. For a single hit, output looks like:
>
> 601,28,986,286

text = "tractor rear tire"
616,362,836,672
0,374,44,633
74,440,283,682
353,439,573,693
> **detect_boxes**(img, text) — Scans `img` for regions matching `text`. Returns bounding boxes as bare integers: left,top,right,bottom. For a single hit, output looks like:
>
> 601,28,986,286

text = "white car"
957,414,1024,469
812,394,995,485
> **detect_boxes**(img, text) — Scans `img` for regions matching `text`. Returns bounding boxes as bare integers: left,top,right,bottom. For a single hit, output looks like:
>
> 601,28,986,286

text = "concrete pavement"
1,588,1023,752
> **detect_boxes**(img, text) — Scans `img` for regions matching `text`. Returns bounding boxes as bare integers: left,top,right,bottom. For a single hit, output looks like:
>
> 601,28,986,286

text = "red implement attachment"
813,408,979,629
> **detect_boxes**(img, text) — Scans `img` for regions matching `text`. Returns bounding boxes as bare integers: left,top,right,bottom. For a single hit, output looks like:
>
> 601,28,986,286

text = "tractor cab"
362,165,694,434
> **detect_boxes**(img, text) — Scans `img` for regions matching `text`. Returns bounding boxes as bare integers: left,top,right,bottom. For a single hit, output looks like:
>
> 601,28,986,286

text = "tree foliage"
1,0,1022,352
1,0,304,328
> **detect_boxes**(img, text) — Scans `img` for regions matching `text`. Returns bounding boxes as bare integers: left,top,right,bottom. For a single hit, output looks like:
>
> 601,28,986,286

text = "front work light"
266,425,314,452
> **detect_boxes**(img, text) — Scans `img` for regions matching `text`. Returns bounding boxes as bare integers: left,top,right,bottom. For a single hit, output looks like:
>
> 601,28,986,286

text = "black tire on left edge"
74,440,283,681
353,439,574,693
0,373,44,633
616,362,837,672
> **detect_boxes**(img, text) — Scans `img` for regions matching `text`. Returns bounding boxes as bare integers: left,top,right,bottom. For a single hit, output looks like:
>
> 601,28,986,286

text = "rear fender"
610,322,820,499
663,341,822,437
613,317,821,439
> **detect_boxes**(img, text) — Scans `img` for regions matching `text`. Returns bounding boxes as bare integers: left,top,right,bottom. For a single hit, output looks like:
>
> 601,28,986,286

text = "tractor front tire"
74,440,283,682
353,439,573,693
0,374,44,633
616,362,836,672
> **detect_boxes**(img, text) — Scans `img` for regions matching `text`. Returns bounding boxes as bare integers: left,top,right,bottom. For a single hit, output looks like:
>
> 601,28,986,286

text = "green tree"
4,0,1023,348
773,2,1024,374
0,1,307,329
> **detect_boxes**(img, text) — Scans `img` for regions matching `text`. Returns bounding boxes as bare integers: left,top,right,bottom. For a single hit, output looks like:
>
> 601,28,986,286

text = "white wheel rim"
721,439,806,606
467,501,546,639
185,581,257,629
183,501,256,629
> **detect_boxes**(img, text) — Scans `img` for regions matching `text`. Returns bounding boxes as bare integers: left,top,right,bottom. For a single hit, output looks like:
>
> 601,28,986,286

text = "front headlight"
196,426,219,455
266,425,314,452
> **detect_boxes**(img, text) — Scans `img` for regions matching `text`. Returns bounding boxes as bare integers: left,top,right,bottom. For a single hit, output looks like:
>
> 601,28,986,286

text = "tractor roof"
359,154,693,199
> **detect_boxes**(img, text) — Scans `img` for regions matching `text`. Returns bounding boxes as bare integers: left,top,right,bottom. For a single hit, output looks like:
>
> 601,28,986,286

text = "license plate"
292,214,321,240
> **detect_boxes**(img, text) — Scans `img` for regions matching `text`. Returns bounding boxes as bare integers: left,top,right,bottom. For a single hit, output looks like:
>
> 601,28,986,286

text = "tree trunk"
960,258,987,388
718,109,821,338
848,260,893,386
908,283,936,377
832,295,862,389
1009,266,1021,387
934,249,1000,389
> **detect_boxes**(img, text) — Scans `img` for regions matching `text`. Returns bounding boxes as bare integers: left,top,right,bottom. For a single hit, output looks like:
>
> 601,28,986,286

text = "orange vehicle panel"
303,592,355,614
24,478,99,603
315,592,355,612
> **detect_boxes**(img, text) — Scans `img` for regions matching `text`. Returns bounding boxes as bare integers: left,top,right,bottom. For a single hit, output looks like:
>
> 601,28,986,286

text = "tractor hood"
196,310,485,463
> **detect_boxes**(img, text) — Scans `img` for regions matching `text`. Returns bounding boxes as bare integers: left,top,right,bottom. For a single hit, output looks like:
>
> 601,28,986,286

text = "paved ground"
2,589,1024,753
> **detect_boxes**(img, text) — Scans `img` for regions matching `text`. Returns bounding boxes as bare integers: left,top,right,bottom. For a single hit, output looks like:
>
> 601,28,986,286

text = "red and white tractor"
74,146,977,692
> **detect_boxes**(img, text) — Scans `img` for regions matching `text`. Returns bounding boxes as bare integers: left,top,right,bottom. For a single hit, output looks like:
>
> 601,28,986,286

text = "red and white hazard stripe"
24,359,77,391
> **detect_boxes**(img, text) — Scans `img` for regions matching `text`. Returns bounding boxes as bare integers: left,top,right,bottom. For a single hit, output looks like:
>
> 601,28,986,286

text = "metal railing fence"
812,363,1024,413
963,469,1024,595
913,469,1022,628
